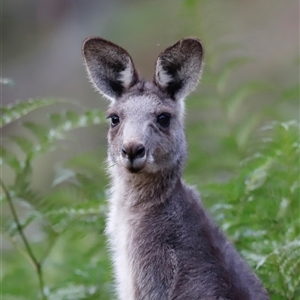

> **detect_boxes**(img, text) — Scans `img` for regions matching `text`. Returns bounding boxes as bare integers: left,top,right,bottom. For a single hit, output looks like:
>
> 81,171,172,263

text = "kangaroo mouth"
120,152,147,173
126,161,146,173
123,160,146,174
127,166,143,173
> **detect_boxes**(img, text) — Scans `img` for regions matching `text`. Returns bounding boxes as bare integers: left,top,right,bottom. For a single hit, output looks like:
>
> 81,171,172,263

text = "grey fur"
82,37,269,300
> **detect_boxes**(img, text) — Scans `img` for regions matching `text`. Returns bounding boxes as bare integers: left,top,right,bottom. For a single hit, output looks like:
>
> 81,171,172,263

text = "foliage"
1,98,111,300
1,2,299,300
1,79,299,300
203,121,300,300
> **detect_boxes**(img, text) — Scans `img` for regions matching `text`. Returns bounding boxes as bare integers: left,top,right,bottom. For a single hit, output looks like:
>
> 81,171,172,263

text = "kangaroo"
82,37,269,300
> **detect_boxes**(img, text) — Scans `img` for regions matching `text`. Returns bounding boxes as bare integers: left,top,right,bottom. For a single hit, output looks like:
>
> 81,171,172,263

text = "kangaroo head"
83,37,203,175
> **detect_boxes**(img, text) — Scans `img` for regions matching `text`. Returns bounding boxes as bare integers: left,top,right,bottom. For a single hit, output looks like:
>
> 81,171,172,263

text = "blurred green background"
1,0,299,299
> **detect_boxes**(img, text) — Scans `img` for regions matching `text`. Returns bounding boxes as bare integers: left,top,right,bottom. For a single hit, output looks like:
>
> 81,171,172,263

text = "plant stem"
3,231,34,267
0,177,47,299
37,262,47,300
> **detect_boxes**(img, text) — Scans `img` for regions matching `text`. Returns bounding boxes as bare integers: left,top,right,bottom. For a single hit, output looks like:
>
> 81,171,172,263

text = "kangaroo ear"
154,38,204,101
82,37,138,101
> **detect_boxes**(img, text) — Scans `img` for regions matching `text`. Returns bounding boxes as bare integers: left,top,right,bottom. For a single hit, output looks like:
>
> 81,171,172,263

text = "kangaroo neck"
109,166,182,209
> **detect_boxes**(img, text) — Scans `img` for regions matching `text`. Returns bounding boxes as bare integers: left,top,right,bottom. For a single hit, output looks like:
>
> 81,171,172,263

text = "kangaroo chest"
106,196,138,300
106,184,176,300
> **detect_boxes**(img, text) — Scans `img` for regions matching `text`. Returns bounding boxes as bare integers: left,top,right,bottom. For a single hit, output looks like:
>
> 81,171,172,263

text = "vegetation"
1,67,299,300
1,1,299,300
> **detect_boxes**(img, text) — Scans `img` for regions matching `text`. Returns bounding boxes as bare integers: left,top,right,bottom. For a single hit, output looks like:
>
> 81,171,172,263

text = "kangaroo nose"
122,142,145,161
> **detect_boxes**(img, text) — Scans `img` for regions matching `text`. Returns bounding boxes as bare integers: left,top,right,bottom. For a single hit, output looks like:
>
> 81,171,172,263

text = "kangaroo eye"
157,113,171,128
110,115,120,127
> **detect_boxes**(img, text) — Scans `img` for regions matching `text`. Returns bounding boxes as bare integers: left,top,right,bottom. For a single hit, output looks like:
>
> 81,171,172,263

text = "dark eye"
110,115,120,127
157,113,171,128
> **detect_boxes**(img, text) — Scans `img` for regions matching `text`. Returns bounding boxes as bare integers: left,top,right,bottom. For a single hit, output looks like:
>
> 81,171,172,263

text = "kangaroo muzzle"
121,141,147,173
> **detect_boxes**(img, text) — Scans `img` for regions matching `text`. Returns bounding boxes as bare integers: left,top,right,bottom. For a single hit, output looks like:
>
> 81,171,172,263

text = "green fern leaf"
65,111,80,125
0,146,21,172
49,113,66,127
0,98,61,128
23,122,49,143
256,240,300,300
10,136,35,156
49,284,98,300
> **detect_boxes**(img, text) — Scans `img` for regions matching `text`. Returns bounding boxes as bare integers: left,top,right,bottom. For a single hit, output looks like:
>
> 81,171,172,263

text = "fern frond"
204,120,300,298
0,146,21,172
48,284,98,300
2,108,105,180
46,197,106,233
256,240,300,300
21,110,104,157
0,98,62,128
